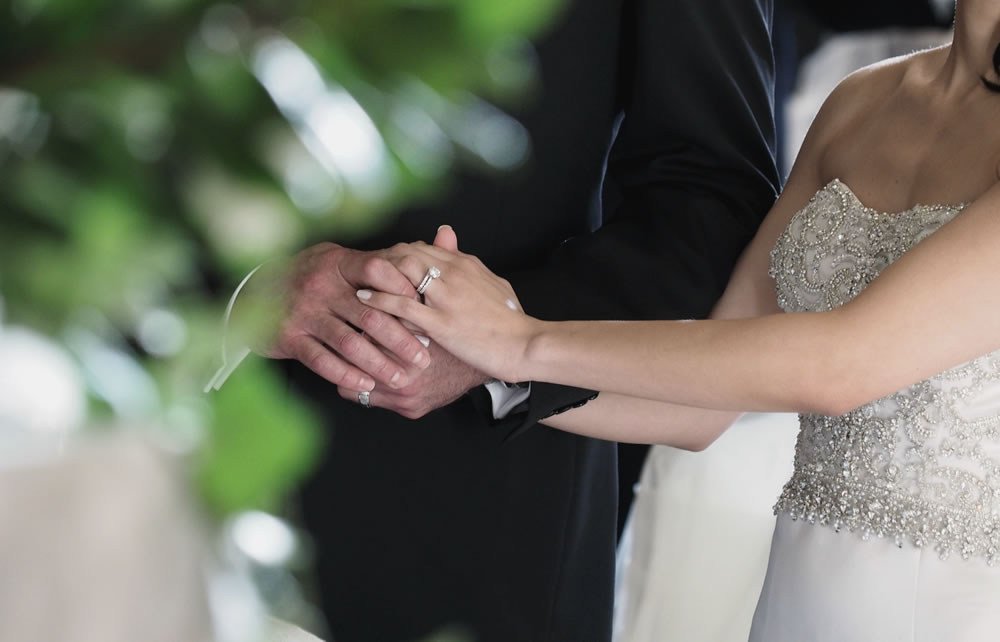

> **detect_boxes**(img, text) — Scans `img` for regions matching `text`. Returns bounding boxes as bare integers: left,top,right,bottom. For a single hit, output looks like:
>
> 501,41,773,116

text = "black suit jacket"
290,1,780,640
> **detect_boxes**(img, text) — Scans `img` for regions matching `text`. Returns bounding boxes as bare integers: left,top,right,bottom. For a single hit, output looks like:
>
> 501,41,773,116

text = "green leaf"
457,0,567,41
197,358,322,516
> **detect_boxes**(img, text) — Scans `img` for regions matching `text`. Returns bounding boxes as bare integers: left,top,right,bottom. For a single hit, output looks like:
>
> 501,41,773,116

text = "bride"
355,0,1000,638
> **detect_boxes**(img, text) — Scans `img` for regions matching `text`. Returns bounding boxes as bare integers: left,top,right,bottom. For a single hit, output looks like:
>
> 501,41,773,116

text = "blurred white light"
448,98,530,170
386,102,452,179
255,125,343,216
0,89,50,157
184,166,303,258
284,161,342,214
230,511,297,567
200,4,251,54
252,37,325,110
304,91,389,193
161,399,210,453
0,326,86,434
470,112,530,170
252,35,394,202
137,308,187,357
121,89,174,162
66,327,160,419
207,566,268,642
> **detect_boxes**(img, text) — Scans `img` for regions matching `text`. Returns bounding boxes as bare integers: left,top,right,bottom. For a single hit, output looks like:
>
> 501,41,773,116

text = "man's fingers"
337,385,429,419
384,242,468,281
340,253,416,297
354,304,431,370
382,244,446,289
398,319,430,347
387,253,428,289
289,335,375,392
310,312,424,387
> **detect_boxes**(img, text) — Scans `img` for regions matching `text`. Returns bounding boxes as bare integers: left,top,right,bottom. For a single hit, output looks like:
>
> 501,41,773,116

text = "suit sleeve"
502,0,781,436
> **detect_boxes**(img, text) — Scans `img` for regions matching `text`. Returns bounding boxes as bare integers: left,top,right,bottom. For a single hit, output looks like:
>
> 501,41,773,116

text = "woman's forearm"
520,180,1000,418
523,312,850,416
540,392,742,451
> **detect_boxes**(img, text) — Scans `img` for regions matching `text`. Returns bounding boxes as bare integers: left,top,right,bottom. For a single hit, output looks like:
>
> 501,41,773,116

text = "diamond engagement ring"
358,390,371,408
416,266,441,295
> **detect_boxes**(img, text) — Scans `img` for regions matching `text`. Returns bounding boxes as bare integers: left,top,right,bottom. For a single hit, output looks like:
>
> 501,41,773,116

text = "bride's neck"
940,0,1000,94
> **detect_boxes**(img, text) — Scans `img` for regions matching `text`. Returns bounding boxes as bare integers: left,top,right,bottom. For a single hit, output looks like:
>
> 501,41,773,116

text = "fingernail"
505,299,518,311
361,377,375,391
415,335,431,348
357,289,372,301
389,371,405,388
438,224,451,231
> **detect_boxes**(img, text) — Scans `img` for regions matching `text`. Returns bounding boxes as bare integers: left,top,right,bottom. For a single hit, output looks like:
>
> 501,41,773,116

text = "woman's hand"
357,226,541,383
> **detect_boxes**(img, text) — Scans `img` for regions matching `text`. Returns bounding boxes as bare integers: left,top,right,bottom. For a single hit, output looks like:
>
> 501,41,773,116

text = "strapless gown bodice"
750,179,1000,641
769,178,1000,565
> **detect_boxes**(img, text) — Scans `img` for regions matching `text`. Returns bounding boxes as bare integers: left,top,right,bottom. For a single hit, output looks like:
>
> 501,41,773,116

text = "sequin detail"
769,179,1000,565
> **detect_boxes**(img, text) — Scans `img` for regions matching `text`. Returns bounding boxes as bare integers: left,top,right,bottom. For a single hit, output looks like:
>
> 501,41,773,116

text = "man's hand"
333,226,490,417
230,242,432,392
354,227,532,385
337,342,489,418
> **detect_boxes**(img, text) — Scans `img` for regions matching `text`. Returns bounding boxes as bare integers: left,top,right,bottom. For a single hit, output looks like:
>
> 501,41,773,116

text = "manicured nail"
438,224,452,232
357,289,372,301
415,335,431,348
389,371,405,388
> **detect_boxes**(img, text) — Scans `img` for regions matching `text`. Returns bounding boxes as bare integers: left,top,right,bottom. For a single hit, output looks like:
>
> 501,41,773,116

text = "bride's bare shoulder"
817,54,911,120
804,46,947,151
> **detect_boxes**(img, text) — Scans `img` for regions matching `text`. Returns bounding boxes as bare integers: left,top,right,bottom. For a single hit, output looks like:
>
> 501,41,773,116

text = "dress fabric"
613,414,799,642
749,179,1000,641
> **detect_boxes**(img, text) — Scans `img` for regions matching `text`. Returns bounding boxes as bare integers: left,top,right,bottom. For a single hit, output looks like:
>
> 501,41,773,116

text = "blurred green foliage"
0,0,564,517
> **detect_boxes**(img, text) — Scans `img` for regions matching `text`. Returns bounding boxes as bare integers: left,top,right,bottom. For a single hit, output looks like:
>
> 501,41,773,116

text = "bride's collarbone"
819,138,1000,212
817,90,1000,210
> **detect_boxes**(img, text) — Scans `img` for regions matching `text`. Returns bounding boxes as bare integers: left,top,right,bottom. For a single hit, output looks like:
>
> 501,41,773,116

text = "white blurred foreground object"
266,617,324,642
0,436,216,642
0,322,322,641
0,434,326,642
613,412,799,642
0,325,86,453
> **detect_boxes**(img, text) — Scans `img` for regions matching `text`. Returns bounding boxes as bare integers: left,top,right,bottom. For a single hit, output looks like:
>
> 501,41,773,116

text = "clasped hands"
234,225,529,417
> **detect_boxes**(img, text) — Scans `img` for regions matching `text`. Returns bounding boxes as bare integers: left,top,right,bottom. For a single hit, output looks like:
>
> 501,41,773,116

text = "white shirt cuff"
484,380,531,420
204,264,263,392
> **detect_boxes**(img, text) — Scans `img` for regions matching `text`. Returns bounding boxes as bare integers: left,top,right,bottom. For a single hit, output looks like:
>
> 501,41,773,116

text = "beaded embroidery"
769,179,1000,565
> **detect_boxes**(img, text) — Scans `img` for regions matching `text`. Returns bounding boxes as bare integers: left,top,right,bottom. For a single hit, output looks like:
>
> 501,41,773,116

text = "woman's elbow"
659,418,735,452
662,436,712,452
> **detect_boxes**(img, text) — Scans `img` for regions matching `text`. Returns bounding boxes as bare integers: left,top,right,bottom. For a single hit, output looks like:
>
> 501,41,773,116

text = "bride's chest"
769,179,963,314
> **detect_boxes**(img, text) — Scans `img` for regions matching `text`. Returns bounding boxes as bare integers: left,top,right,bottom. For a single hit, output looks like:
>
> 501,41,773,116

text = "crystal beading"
769,179,1000,566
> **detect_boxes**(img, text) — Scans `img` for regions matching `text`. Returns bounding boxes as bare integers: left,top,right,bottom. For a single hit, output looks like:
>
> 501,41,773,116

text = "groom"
232,0,780,640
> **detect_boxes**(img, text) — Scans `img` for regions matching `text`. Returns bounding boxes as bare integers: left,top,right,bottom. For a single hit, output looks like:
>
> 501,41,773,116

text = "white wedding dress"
748,178,1000,640
613,414,798,642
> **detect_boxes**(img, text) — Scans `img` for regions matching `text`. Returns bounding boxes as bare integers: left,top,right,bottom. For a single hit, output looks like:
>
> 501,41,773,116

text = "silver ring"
358,390,371,408
416,265,441,295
